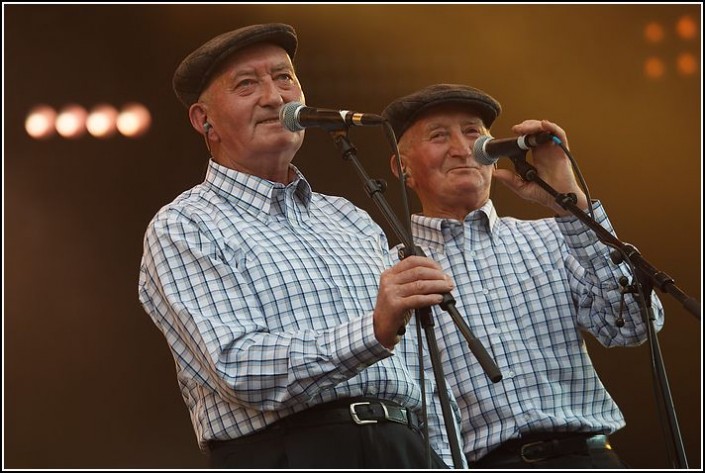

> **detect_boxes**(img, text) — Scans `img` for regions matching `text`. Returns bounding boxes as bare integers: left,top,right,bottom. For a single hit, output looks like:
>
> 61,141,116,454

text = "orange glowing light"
644,57,665,79
644,22,664,43
676,15,697,40
676,52,697,76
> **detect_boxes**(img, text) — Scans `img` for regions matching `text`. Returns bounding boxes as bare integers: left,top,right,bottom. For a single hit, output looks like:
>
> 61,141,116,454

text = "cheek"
410,170,438,191
284,84,305,104
223,107,248,129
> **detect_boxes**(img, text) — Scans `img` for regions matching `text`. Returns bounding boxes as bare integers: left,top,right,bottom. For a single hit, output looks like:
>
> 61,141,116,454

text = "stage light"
644,21,664,43
676,52,697,76
25,105,57,139
676,15,697,40
55,104,87,139
86,104,118,138
644,57,665,79
27,102,153,140
117,103,151,138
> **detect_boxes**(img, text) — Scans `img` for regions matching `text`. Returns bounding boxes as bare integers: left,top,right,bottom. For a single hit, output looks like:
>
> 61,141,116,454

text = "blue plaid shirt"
138,160,462,465
395,200,664,462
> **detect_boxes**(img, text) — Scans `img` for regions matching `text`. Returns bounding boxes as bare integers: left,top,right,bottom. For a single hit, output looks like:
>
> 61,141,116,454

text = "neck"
214,151,295,184
419,193,488,221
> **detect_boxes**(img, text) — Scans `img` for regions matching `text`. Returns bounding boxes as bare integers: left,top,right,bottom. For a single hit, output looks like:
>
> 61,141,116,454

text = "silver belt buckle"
349,401,390,425
520,441,545,463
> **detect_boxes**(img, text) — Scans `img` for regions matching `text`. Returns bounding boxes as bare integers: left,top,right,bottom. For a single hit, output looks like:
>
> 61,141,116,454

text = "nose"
448,132,472,158
259,78,284,107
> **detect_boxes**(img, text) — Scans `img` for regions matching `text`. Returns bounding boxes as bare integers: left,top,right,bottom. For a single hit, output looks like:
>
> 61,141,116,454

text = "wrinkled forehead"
403,104,487,140
208,43,295,82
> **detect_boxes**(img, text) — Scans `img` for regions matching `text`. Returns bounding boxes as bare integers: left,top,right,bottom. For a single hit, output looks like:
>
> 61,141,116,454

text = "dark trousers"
208,401,448,469
468,432,628,469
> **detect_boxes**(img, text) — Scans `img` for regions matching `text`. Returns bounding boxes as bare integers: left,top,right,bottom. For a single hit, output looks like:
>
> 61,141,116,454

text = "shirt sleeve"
556,200,665,347
138,207,391,411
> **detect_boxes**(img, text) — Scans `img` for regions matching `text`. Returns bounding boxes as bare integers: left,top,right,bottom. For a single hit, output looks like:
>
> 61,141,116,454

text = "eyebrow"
423,118,483,131
271,62,295,74
231,61,294,81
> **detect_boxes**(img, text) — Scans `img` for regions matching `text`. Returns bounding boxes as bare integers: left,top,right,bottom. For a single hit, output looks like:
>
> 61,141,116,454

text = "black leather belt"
207,398,422,453
279,398,421,433
474,433,610,465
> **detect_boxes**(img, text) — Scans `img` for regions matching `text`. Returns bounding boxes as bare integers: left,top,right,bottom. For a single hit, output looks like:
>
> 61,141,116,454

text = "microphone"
279,101,385,132
472,132,556,165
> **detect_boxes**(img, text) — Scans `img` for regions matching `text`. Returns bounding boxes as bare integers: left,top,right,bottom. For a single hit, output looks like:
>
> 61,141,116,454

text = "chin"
454,180,485,195
261,132,303,150
451,173,481,185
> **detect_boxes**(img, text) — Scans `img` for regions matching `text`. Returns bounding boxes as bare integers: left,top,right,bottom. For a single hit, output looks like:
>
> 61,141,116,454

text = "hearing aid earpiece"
202,122,214,155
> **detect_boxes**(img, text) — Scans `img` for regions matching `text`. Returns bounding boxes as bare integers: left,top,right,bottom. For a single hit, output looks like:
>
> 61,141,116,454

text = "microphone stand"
326,128,502,469
507,151,698,469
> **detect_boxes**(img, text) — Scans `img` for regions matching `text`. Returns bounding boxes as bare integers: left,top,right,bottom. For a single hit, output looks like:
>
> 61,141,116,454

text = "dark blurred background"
4,4,701,469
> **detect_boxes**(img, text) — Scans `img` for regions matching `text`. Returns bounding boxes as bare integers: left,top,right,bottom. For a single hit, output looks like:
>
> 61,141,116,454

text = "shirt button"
482,288,489,295
469,251,476,258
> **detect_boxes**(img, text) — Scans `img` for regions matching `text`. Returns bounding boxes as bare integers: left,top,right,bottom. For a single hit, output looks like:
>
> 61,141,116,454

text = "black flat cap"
173,23,298,107
382,84,502,141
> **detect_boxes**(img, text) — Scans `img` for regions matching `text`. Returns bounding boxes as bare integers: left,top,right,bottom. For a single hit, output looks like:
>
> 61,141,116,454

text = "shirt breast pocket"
504,267,581,349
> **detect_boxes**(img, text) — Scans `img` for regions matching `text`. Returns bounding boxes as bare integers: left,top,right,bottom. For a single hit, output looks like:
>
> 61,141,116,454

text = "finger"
540,120,569,148
388,266,452,286
510,119,543,135
396,278,454,299
393,254,443,270
399,293,445,310
493,168,529,193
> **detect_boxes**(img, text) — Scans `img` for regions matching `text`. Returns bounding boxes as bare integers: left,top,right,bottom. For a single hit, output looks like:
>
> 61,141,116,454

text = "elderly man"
139,25,462,468
381,83,664,468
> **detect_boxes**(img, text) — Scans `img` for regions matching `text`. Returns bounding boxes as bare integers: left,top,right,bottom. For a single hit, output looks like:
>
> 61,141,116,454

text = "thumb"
493,168,527,194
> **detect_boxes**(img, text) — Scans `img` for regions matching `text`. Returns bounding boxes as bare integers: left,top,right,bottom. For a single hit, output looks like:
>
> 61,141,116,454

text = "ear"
390,153,415,188
188,103,209,136
389,154,402,179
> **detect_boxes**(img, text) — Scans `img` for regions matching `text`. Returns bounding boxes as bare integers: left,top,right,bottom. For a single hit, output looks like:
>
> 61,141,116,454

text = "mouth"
257,117,281,126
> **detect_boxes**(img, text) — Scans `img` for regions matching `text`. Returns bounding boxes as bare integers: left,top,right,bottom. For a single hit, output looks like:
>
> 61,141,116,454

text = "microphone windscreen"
472,135,497,166
279,101,305,132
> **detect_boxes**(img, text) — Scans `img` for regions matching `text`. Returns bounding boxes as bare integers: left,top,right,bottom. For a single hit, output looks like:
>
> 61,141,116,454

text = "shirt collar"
204,160,312,217
410,200,498,253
